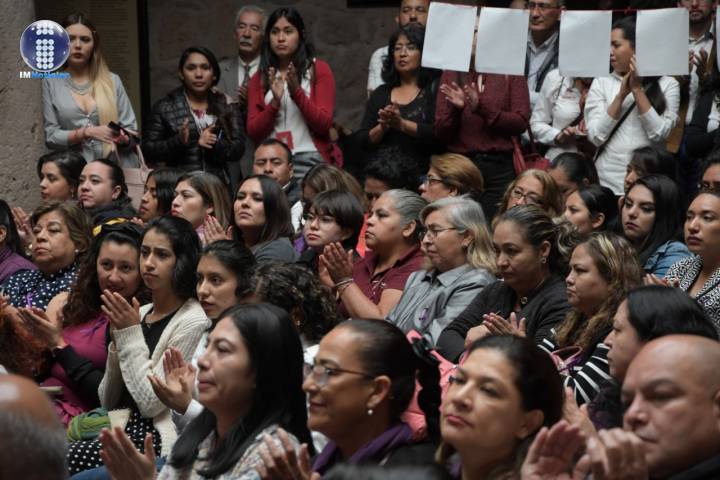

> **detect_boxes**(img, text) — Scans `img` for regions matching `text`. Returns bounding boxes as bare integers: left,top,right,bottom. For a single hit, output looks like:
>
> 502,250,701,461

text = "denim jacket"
644,240,692,278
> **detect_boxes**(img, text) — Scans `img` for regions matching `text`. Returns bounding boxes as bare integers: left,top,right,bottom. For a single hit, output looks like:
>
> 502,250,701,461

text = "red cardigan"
435,70,530,154
247,59,342,166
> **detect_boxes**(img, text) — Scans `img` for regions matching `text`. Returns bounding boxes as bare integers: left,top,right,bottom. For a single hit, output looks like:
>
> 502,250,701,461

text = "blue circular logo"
19,20,70,73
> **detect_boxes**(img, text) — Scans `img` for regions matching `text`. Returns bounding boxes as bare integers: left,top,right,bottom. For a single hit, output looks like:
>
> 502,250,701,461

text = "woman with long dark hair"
65,216,210,475
621,175,691,277
137,168,181,223
358,24,439,175
143,46,245,183
233,175,297,263
0,199,35,284
36,150,87,203
585,16,680,195
248,7,341,179
564,184,619,235
100,303,312,480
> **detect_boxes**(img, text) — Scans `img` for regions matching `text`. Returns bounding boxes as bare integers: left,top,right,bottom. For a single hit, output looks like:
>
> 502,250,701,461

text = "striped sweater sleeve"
564,343,612,406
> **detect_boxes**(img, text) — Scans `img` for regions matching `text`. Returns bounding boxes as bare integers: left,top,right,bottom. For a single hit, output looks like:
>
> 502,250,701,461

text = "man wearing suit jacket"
218,5,265,184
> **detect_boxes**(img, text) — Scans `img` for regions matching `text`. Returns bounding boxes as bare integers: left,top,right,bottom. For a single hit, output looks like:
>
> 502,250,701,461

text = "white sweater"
99,298,210,457
584,73,679,194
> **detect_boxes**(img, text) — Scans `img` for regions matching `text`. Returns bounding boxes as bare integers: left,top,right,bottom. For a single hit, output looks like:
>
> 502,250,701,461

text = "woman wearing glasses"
259,319,440,476
419,153,484,205
438,205,575,362
357,24,440,177
385,196,496,347
493,169,563,223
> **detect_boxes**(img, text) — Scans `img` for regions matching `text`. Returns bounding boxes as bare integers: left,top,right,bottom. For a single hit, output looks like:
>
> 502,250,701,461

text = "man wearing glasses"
524,0,564,109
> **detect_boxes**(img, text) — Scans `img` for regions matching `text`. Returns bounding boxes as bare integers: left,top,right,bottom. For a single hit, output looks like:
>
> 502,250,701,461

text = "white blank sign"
636,8,689,76
421,2,477,72
559,10,612,78
475,7,529,75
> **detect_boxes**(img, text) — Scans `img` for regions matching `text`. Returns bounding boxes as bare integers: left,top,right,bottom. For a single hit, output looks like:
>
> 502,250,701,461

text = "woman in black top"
143,47,244,184
358,24,439,174
437,206,576,361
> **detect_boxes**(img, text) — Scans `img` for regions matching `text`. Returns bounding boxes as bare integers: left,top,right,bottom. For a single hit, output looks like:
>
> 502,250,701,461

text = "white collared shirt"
585,73,680,194
527,30,559,107
531,69,583,160
236,55,261,87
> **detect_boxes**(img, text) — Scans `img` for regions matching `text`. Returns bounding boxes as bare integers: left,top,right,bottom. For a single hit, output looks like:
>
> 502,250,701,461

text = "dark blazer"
437,276,571,361
143,87,245,180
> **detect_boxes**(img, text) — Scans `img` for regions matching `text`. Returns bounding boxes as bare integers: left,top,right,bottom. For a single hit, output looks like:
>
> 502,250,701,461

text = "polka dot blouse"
2,263,78,310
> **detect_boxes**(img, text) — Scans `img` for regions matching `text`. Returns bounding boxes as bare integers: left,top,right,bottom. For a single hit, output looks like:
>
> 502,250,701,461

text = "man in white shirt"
366,0,429,96
218,5,266,185
524,0,563,109
683,0,716,125
252,139,303,232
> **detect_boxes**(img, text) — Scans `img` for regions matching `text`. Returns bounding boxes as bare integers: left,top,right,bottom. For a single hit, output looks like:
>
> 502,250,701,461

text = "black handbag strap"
593,101,636,161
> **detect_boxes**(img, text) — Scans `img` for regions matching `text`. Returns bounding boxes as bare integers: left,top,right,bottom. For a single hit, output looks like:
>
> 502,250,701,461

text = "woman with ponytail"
585,16,680,195
42,13,137,164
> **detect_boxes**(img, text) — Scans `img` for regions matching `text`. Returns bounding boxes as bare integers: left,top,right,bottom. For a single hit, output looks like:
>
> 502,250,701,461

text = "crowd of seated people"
5,1,720,479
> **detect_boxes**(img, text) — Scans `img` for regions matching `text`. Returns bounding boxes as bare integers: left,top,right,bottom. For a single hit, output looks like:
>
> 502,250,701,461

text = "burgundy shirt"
434,71,530,154
339,244,425,319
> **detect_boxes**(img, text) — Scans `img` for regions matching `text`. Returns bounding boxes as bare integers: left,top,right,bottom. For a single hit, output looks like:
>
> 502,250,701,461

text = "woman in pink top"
247,7,341,180
20,222,146,425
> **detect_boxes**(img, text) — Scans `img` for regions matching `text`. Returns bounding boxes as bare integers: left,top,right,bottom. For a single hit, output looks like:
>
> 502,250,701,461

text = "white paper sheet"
636,8,689,76
716,7,720,70
559,10,612,78
421,2,477,72
474,7,529,75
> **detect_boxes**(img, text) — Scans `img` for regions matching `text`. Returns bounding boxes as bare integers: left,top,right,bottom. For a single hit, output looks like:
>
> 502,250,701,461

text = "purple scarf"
312,422,414,474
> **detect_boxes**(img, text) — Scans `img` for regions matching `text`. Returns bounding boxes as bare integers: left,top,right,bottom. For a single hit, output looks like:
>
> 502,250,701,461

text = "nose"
197,350,210,370
171,194,182,209
449,382,472,410
687,217,700,233
565,271,575,286
496,252,509,269
302,371,318,394
40,177,49,188
623,396,648,431
80,179,90,192
197,279,209,299
34,226,48,243
143,253,155,272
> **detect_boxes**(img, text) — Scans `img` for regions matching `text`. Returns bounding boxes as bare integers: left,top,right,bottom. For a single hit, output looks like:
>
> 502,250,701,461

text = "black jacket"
436,276,571,361
143,87,245,180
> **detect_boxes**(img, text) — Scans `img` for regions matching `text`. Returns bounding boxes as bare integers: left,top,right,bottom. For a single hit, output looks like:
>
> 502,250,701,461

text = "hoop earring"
541,257,547,264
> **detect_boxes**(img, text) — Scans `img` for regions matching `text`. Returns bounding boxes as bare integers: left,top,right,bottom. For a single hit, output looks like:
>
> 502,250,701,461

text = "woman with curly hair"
0,298,47,377
18,222,146,425
253,261,339,354
539,232,644,405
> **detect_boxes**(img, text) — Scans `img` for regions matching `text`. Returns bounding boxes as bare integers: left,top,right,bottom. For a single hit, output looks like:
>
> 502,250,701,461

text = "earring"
367,408,374,416
541,257,547,264
74,249,80,255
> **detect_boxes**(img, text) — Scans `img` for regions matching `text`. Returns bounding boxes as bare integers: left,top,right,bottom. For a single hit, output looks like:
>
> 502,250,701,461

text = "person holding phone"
42,13,137,164
143,47,245,186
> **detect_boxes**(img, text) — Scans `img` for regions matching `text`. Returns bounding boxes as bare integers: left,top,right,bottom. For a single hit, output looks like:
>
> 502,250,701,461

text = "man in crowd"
218,5,266,184
0,375,67,480
621,335,720,478
252,139,303,231
366,0,430,96
524,0,563,108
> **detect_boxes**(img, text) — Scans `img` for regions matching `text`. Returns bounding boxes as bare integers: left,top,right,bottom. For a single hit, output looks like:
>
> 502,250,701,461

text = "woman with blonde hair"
42,13,137,163
386,196,496,346
539,232,644,405
495,169,563,220
419,153,484,204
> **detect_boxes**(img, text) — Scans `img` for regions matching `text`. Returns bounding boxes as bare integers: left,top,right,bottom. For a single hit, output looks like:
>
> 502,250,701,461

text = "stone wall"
147,0,398,127
1,1,44,210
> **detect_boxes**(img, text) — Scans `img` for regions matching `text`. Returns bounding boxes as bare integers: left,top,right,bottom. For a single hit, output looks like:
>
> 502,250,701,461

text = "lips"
624,221,637,231
443,413,473,428
79,194,91,202
197,379,214,392
32,247,49,256
171,209,181,216
306,233,319,242
686,236,702,246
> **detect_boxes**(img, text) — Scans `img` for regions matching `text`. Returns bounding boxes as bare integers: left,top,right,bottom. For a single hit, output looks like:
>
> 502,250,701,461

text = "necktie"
242,63,251,87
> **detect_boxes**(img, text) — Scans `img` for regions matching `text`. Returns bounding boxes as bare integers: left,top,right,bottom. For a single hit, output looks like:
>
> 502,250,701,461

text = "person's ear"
712,389,720,425
448,186,459,197
205,205,215,218
460,230,472,250
401,220,417,240
395,15,400,26
590,212,606,231
516,409,545,440
539,240,551,261
0,226,7,245
111,185,122,201
581,178,590,188
366,375,392,412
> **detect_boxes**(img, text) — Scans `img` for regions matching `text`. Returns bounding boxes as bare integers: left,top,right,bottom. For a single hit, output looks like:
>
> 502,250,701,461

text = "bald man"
0,375,67,479
622,335,720,479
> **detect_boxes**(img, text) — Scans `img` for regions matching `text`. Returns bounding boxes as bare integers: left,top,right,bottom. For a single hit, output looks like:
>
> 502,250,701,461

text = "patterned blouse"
157,425,300,480
666,255,720,332
1,263,77,310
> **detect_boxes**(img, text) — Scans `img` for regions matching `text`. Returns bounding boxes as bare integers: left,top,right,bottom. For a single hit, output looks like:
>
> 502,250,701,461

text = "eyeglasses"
422,175,445,187
510,188,543,205
526,1,560,12
304,363,374,387
302,212,337,227
393,44,420,54
424,226,458,240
